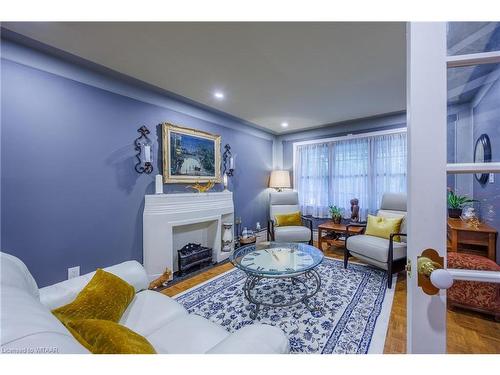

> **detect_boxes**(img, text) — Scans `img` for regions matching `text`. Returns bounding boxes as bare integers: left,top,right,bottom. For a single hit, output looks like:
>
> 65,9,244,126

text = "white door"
406,22,500,353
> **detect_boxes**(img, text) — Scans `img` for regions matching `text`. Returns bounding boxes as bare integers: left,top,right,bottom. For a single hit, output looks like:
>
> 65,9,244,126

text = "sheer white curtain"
295,143,330,217
372,133,407,210
331,138,370,219
294,131,406,220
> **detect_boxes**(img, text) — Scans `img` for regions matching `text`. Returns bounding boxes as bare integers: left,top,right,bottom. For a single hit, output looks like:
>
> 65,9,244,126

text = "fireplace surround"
143,191,234,281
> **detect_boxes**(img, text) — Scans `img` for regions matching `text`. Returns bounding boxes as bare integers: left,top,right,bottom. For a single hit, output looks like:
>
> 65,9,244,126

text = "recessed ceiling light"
214,91,225,100
281,122,289,128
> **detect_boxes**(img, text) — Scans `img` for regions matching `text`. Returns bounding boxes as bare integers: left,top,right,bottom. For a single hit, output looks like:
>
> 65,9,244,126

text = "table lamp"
269,170,291,192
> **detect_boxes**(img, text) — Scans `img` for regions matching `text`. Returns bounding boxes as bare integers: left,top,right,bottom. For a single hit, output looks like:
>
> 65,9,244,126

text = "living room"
1,2,499,371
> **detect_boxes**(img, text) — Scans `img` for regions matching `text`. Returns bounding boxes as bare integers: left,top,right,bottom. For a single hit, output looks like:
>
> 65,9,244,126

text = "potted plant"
328,205,343,224
447,190,475,218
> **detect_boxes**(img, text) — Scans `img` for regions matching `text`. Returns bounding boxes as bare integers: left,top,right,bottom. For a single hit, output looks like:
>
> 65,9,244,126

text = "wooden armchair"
267,191,313,245
344,193,407,288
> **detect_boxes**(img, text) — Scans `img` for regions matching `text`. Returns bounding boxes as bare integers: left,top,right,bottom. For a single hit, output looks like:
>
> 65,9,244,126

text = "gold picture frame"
162,123,221,184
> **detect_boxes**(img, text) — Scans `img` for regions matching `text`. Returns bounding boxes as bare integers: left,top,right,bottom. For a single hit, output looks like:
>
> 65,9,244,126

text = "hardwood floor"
161,244,500,354
161,261,233,297
383,273,500,354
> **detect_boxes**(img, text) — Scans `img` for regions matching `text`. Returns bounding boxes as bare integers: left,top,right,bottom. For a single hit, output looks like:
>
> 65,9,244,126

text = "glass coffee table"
230,242,324,319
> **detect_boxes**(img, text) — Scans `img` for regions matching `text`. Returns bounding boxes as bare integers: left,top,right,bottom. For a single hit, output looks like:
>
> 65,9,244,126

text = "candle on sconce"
144,145,152,163
223,173,229,191
229,156,234,170
155,174,163,194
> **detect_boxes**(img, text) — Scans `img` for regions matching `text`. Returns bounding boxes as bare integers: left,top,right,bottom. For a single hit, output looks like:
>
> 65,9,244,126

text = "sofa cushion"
120,290,187,336
40,261,149,310
346,234,407,263
66,319,156,354
146,314,229,354
206,324,290,354
52,269,135,324
274,226,311,242
1,286,88,353
1,252,39,298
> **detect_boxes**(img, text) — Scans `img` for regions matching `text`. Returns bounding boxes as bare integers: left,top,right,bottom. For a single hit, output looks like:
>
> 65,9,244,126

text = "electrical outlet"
489,173,495,184
68,266,80,279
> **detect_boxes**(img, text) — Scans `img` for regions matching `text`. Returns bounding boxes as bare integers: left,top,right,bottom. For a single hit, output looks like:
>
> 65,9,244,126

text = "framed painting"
162,123,221,183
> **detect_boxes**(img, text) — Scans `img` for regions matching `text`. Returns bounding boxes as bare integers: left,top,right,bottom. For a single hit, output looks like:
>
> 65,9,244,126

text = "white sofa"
0,252,289,354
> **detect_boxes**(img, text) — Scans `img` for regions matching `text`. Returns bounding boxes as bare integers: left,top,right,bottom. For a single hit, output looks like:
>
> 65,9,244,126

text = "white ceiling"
3,22,407,134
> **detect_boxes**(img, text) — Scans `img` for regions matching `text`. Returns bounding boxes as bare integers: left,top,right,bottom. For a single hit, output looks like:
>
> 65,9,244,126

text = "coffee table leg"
249,303,261,320
303,269,322,313
243,269,322,319
318,228,323,251
243,274,262,320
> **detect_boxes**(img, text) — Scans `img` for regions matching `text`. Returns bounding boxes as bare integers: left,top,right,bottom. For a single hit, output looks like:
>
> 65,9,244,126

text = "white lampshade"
269,170,291,189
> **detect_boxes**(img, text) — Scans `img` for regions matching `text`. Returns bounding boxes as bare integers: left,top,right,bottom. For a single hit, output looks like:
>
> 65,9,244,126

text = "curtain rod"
292,128,406,147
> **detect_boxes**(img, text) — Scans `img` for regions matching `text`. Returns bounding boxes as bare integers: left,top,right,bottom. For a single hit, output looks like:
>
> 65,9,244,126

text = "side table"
317,221,364,252
447,218,497,262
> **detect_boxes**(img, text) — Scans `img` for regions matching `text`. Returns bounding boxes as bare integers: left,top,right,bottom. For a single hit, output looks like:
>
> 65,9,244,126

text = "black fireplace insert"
177,243,213,276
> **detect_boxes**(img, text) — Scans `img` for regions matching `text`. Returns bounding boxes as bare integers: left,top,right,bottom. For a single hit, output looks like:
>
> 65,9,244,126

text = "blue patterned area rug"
174,257,395,354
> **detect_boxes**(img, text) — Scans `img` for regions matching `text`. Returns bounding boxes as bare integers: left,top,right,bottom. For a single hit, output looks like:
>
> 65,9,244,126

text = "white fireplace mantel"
143,191,234,280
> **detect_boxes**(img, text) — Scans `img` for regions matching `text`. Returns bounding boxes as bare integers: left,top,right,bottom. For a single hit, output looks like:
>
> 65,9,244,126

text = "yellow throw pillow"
52,269,135,324
274,211,302,227
365,214,403,242
66,319,156,354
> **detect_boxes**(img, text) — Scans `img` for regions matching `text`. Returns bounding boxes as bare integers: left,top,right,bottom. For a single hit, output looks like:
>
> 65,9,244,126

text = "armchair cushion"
377,210,407,243
365,214,403,242
274,226,311,243
274,211,302,226
346,234,407,263
269,191,300,220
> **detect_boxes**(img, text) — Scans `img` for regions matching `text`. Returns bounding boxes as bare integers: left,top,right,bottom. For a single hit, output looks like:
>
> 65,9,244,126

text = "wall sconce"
134,126,153,174
222,144,235,177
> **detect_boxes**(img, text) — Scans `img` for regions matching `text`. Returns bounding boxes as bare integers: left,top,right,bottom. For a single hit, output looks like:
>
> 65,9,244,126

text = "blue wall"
472,70,500,262
1,38,274,287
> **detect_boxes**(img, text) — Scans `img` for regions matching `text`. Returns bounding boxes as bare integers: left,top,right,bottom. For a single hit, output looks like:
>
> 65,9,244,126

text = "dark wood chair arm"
388,233,407,263
267,219,275,241
301,215,313,228
389,233,407,242
301,216,314,245
345,222,367,248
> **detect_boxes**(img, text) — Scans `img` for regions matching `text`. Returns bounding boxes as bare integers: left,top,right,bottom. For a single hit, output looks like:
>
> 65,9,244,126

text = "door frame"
406,22,448,354
406,22,500,353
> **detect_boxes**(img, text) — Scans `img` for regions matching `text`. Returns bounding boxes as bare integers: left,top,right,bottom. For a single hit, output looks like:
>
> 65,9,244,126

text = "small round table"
230,242,324,319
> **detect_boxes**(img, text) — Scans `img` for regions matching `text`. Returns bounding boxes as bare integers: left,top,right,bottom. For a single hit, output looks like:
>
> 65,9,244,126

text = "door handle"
417,248,444,295
417,248,500,295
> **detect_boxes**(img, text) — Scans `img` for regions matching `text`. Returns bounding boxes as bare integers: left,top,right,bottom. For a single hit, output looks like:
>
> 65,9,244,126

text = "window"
295,143,330,217
294,130,407,219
